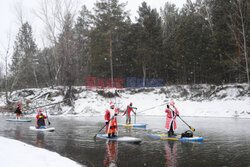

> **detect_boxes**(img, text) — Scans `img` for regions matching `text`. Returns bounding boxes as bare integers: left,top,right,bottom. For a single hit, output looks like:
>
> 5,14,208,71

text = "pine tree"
137,2,163,86
91,0,128,84
74,5,92,85
10,22,38,89
56,13,76,86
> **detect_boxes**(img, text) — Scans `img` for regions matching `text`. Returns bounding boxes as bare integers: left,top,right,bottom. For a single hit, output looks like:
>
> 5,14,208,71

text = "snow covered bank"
0,84,249,118
0,136,82,167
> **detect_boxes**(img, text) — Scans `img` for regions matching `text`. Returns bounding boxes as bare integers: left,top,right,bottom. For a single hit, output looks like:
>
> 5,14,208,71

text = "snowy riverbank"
0,136,82,167
0,84,249,118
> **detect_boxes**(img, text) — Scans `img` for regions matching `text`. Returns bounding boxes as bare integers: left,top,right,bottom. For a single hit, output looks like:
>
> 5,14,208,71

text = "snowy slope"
0,136,82,167
0,84,249,118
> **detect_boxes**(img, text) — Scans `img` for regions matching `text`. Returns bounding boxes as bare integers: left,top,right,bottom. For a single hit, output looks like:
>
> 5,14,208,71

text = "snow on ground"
0,84,249,118
0,136,82,167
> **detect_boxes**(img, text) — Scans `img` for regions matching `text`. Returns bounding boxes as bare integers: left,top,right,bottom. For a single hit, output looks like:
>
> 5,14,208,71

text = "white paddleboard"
96,134,141,144
29,126,55,132
6,119,32,122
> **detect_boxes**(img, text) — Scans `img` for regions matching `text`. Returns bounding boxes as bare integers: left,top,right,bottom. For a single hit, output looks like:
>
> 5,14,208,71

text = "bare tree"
227,0,249,90
0,31,14,104
14,1,24,25
33,0,79,87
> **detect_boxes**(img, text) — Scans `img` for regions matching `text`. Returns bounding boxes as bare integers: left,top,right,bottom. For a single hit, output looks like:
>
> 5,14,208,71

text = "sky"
0,0,188,67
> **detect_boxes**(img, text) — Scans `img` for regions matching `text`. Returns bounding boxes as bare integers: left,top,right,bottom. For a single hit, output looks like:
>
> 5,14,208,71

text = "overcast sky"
0,0,187,66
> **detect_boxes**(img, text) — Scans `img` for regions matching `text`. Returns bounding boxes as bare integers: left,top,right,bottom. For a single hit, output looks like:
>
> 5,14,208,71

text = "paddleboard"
149,133,203,142
96,134,141,144
118,123,146,127
6,119,32,122
29,126,55,132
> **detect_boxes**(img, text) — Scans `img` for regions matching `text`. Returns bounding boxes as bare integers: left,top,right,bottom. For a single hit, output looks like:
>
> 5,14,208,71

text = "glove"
135,107,137,110
106,121,109,125
176,114,179,117
114,113,117,116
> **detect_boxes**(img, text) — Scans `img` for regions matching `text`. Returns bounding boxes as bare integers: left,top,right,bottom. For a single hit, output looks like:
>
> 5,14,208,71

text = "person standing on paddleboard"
36,110,47,129
165,101,179,137
122,102,137,124
105,102,119,138
15,103,23,120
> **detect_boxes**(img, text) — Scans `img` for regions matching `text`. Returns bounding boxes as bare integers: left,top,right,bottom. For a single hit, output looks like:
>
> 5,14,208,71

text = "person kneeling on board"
36,110,47,129
165,101,179,137
122,102,137,124
15,102,23,120
105,102,119,138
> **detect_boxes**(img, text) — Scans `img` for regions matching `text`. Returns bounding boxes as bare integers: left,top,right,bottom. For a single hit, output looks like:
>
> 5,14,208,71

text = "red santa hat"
110,102,114,107
170,101,175,106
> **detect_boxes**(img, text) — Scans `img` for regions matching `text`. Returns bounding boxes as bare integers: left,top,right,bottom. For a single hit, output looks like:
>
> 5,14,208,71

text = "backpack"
181,130,193,138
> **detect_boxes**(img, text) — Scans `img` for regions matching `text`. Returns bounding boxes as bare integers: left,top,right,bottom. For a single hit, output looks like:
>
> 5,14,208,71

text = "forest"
0,0,249,94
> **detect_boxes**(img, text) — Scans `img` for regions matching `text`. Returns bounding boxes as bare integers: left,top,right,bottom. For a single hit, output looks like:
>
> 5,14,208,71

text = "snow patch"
0,136,82,167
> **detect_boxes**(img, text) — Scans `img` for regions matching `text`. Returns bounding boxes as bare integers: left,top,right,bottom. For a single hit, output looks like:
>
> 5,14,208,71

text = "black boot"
168,131,171,137
108,133,111,138
112,133,116,137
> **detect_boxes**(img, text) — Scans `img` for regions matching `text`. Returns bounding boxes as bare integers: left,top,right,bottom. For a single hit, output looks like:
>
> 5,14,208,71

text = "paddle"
133,108,137,124
170,108,195,132
45,110,51,125
177,115,195,132
93,115,114,140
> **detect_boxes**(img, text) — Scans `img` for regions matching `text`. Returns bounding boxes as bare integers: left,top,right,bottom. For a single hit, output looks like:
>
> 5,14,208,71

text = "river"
0,115,250,167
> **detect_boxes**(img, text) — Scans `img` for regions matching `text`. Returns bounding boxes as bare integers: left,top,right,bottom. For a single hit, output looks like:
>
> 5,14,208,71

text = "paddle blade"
93,135,97,140
190,126,195,132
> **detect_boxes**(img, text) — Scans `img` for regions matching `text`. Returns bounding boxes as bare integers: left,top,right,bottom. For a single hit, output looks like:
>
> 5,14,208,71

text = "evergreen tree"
91,0,128,83
10,22,38,89
137,2,163,86
161,2,180,83
210,0,236,84
74,5,92,85
172,1,214,84
56,13,76,86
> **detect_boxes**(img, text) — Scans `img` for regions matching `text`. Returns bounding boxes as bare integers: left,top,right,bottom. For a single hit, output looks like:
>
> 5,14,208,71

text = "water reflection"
165,142,178,167
104,141,118,167
15,126,22,140
36,132,46,147
125,126,132,136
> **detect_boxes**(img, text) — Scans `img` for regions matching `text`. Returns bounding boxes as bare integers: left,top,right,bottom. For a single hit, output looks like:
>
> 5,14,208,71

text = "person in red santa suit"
105,102,119,138
122,102,137,124
165,101,179,137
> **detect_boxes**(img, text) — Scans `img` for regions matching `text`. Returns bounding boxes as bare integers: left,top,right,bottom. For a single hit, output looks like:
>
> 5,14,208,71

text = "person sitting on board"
165,101,179,137
122,102,137,124
36,110,47,129
14,102,23,120
105,102,119,138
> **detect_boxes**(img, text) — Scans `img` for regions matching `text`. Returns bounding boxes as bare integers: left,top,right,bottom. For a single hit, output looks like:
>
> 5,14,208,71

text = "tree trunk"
238,0,250,90
110,33,114,87
142,60,146,87
108,0,114,88
5,65,9,104
33,66,39,88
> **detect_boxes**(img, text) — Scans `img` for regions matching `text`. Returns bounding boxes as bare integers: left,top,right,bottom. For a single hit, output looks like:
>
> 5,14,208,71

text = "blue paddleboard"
118,123,146,127
149,133,203,142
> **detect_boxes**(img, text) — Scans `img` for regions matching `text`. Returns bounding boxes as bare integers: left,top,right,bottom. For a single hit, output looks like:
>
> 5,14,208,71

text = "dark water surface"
0,115,250,167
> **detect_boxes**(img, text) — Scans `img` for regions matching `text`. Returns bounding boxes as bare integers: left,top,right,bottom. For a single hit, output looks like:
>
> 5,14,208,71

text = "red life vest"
105,108,119,133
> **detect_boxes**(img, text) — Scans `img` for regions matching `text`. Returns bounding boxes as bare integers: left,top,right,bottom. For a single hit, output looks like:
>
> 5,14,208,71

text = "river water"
0,115,250,167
